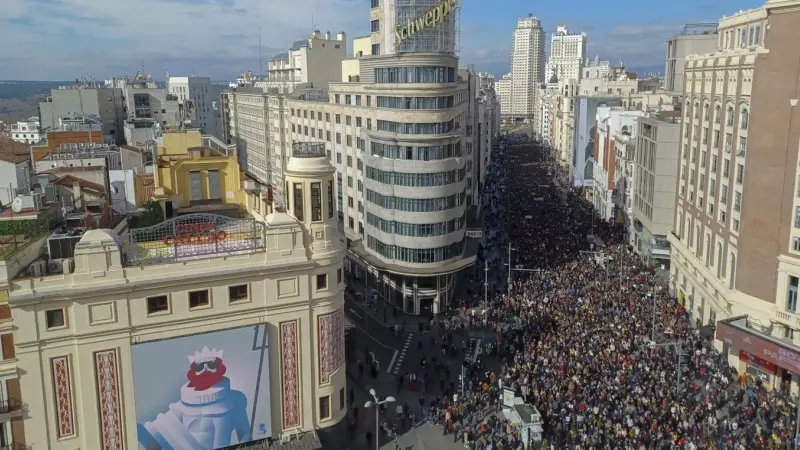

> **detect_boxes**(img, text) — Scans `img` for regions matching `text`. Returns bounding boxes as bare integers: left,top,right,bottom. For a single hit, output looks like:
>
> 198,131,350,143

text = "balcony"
0,399,25,422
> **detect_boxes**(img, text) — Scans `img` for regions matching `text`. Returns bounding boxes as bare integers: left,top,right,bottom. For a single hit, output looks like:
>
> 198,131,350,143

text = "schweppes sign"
395,0,459,43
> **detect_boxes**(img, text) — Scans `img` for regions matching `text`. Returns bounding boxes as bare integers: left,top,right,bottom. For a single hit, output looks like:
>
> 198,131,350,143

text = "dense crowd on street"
448,136,800,449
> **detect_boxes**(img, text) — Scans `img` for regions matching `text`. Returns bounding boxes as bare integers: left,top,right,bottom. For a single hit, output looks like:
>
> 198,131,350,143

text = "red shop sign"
163,222,228,246
739,349,778,374
717,320,800,373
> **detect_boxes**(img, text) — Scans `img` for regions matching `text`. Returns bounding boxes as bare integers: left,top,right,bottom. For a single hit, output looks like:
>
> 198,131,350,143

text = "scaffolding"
394,0,460,54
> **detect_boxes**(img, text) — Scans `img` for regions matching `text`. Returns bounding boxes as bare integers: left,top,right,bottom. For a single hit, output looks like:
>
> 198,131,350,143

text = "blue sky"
0,0,763,81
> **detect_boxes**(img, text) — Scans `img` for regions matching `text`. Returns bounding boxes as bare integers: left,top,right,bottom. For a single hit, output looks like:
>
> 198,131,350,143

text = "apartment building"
506,15,546,121
108,75,183,146
546,26,587,84
668,0,800,390
664,24,719,93
8,131,347,448
632,115,681,268
592,107,645,223
38,84,126,143
265,31,348,94
10,118,40,144
167,76,221,138
496,73,513,119
222,0,487,315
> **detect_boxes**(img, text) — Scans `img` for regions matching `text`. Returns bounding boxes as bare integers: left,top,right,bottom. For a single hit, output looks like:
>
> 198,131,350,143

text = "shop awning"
717,315,800,373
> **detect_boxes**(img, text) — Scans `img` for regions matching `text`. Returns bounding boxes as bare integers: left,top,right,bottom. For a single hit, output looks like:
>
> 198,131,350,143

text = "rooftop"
0,140,30,164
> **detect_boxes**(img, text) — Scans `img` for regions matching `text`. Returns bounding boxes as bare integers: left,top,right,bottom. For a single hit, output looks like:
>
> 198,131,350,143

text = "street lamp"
364,388,395,450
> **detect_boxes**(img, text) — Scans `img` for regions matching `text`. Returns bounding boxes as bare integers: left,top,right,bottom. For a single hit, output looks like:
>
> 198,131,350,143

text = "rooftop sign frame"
124,213,265,265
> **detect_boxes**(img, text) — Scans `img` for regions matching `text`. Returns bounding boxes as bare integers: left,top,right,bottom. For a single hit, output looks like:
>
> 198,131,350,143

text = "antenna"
258,26,263,76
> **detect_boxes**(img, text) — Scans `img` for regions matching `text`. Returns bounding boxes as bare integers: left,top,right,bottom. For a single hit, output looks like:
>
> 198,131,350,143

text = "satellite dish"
11,197,23,213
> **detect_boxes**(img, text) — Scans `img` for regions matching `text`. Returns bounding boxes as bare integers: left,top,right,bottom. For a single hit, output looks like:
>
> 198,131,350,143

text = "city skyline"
1,0,762,81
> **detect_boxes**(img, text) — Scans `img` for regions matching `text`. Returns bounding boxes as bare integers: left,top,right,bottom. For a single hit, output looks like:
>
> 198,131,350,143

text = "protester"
448,134,798,449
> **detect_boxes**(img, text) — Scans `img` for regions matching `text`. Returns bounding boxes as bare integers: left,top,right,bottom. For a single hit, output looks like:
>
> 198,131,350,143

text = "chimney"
325,31,331,40
72,182,82,205
337,31,346,41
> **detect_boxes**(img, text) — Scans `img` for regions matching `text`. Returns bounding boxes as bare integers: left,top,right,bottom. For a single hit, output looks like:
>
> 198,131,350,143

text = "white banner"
466,229,483,238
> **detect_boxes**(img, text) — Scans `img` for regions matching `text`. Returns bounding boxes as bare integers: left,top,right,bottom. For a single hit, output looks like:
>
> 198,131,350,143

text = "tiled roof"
51,175,106,198
0,140,30,164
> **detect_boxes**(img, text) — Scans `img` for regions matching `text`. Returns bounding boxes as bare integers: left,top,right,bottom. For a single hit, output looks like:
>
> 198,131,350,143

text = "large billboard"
394,0,459,54
131,324,272,449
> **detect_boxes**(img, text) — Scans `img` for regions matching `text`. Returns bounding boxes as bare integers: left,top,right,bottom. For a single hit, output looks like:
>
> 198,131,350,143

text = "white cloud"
0,0,367,80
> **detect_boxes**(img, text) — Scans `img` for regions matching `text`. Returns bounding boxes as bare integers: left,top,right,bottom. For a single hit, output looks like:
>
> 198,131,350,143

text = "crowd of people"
456,136,800,449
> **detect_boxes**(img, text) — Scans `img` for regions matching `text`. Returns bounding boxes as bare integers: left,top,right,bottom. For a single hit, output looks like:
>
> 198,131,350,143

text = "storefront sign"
717,320,800,373
395,0,458,43
163,222,228,246
739,349,778,374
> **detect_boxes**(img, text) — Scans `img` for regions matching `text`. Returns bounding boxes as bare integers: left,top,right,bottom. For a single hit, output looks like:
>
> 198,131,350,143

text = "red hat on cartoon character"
187,347,227,391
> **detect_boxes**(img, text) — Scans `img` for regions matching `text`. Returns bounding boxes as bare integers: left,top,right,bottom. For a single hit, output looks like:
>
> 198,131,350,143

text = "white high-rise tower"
508,14,545,120
546,25,587,83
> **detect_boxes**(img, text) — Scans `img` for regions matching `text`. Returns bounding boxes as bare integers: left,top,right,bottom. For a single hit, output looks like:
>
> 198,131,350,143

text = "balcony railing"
0,442,28,450
0,399,25,422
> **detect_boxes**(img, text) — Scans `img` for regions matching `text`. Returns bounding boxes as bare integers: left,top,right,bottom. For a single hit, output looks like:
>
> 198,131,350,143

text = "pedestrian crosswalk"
392,333,414,375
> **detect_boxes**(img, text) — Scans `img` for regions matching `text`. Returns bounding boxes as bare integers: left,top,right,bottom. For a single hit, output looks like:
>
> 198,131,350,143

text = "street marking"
392,333,415,375
343,310,396,350
386,350,399,373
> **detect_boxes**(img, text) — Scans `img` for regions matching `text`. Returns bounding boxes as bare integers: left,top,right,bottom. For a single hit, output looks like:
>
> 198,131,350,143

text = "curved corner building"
285,0,476,315
357,0,475,315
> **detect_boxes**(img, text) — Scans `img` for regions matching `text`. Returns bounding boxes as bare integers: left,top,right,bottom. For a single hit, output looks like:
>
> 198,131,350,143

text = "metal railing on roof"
292,142,326,158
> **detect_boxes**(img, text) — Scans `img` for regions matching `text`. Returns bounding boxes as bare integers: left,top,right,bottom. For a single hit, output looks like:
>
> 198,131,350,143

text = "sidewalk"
346,276,433,331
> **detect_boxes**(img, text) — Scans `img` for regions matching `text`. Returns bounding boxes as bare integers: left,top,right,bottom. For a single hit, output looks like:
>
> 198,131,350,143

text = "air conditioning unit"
47,259,64,274
29,260,47,277
61,258,75,274
737,150,746,158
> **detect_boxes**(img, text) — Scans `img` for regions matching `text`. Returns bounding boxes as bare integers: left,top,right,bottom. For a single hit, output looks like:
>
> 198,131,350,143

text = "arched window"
726,106,735,126
729,253,737,289
703,104,710,121
716,243,723,277
694,103,700,119
678,211,685,238
705,237,711,266
740,108,749,129
687,218,694,244
714,104,721,124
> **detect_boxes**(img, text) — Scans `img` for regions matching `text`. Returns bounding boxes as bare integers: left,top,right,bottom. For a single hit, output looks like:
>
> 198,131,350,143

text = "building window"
319,396,331,420
339,387,345,410
146,295,169,314
337,268,342,284
370,0,379,7
793,237,800,252
229,285,249,303
788,276,799,313
316,273,328,291
740,108,749,129
335,114,341,124
46,308,66,329
726,106,734,126
311,182,323,221
371,44,380,56
371,19,380,32
795,207,800,228
189,290,210,309
328,180,334,218
293,183,304,221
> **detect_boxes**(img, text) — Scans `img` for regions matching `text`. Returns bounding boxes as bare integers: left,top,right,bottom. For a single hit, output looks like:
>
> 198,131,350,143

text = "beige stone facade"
8,152,346,448
668,0,800,390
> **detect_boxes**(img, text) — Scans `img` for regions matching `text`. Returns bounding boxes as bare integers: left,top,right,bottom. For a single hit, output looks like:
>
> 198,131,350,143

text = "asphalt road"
345,292,407,375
